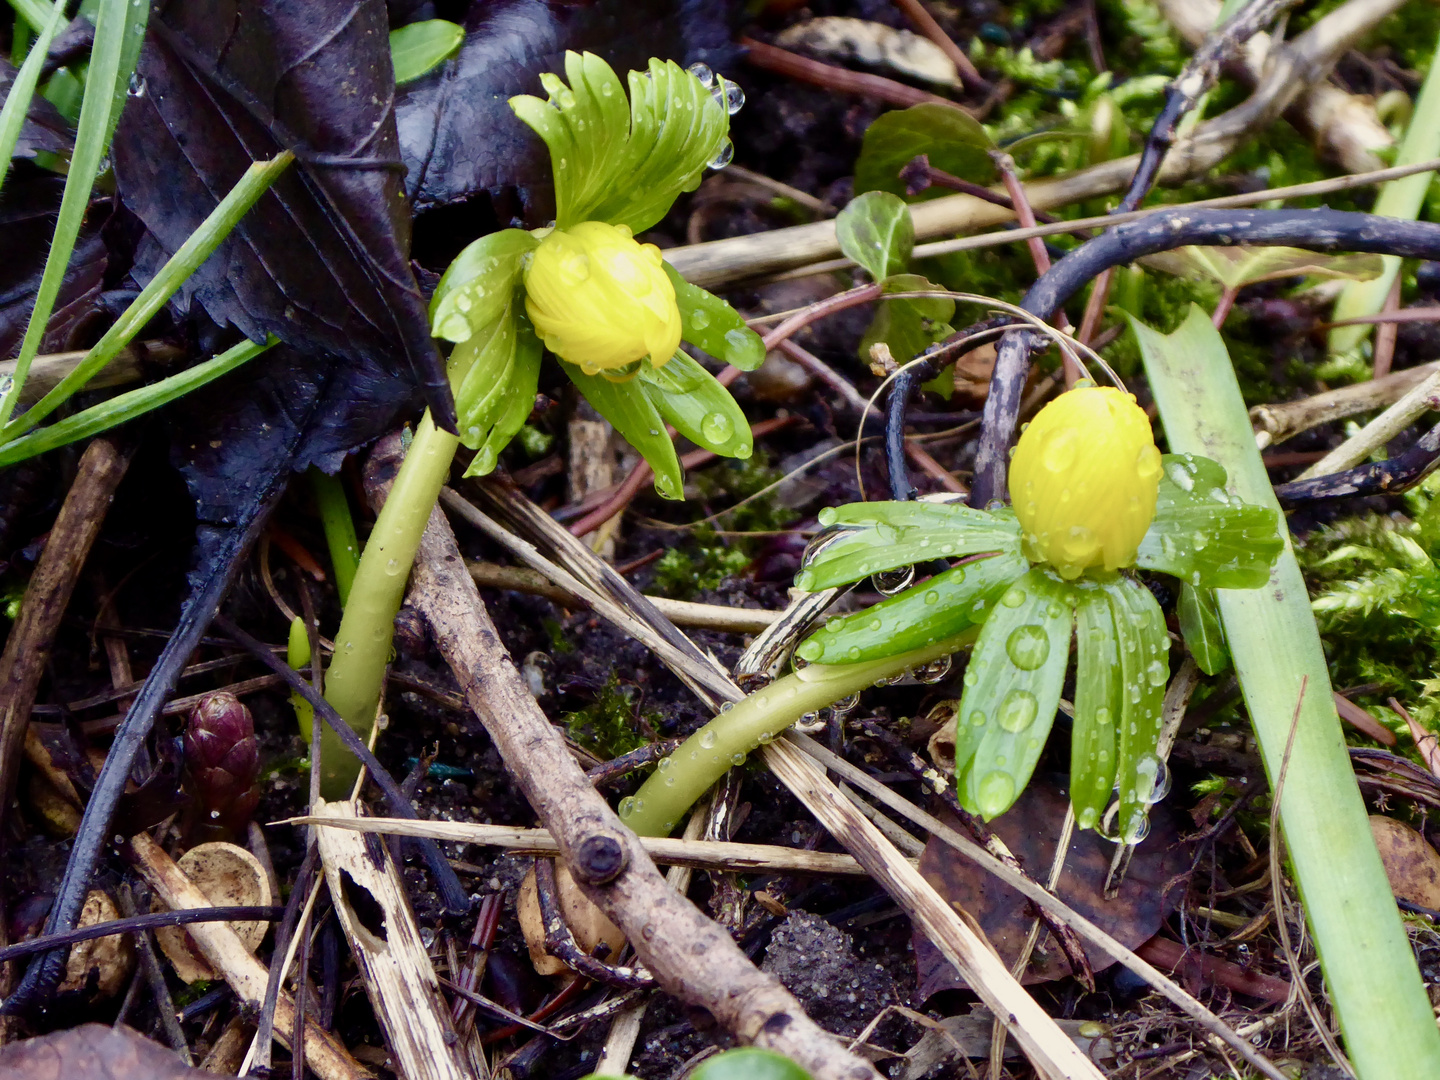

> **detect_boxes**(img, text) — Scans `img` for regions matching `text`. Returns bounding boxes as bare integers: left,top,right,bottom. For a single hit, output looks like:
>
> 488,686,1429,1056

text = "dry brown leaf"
154,842,272,983
1369,816,1440,910
0,1024,221,1079
517,861,626,977
59,891,134,1000
915,776,1190,997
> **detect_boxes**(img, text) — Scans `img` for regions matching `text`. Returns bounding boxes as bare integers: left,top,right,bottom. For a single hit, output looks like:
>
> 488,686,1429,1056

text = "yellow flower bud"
1009,386,1162,579
523,220,683,374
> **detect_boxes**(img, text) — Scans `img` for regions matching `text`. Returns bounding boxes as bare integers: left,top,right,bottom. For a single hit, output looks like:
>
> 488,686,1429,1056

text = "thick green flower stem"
318,412,459,797
1135,307,1440,1080
621,628,977,837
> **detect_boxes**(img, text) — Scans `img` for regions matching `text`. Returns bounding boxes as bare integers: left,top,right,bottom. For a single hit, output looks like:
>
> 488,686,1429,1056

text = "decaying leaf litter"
4,0,1440,1077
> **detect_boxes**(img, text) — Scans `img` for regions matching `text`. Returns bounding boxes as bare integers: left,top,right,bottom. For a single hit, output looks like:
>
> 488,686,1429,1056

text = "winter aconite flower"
794,385,1284,837
523,222,683,375
1010,387,1162,578
427,53,764,488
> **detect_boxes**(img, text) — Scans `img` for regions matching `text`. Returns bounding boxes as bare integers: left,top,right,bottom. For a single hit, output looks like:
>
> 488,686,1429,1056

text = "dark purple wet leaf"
0,1023,222,1079
0,169,107,360
111,0,453,428
1,59,73,162
914,776,1191,998
396,0,736,225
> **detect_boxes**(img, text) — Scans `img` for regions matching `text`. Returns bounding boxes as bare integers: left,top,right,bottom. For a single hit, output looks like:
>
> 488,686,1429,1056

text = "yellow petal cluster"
523,221,682,374
1009,386,1162,579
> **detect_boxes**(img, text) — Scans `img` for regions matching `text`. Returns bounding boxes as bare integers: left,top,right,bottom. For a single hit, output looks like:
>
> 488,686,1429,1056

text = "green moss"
542,617,574,655
562,672,653,758
653,545,751,599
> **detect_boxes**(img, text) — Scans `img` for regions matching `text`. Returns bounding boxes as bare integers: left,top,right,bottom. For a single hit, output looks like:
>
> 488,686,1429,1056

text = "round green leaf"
689,1048,812,1080
854,103,995,199
389,20,464,85
836,190,914,282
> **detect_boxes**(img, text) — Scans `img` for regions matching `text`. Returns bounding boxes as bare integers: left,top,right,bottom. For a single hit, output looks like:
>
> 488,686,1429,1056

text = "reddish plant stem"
1373,274,1403,378
1212,285,1241,329
1135,936,1291,1005
1075,267,1114,346
888,0,989,91
1321,306,1440,328
776,339,872,418
740,37,973,113
902,156,1061,225
761,284,884,351
1333,693,1397,747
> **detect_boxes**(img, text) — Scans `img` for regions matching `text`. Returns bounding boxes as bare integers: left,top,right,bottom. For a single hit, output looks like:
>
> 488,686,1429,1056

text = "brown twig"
0,436,133,836
377,443,883,1079
740,36,973,112
1372,274,1402,378
776,339,874,419
888,0,989,91
533,858,654,990
904,442,967,494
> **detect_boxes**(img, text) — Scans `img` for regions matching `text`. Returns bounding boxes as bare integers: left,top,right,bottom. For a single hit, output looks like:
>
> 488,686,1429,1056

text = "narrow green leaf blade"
1071,584,1120,829
1178,583,1228,674
797,551,1028,664
0,0,68,198
389,20,464,85
836,191,914,283
1102,574,1169,843
462,316,542,478
429,229,538,343
1136,303,1440,1079
662,263,765,371
562,361,683,499
954,567,1074,820
638,350,752,459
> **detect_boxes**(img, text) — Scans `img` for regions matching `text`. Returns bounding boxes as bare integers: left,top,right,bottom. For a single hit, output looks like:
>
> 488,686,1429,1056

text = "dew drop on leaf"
977,771,1016,817
1005,625,1050,670
997,688,1038,732
700,412,733,444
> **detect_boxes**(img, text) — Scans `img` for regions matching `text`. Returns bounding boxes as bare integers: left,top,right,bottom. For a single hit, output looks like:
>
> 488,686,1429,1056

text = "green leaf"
0,0,149,432
857,273,954,364
661,262,765,371
510,52,730,233
429,229,539,344
835,191,914,282
1071,583,1120,829
1140,246,1383,290
795,502,1022,592
0,0,68,197
797,551,1028,664
0,337,274,469
1132,452,1284,588
688,1048,812,1080
562,360,684,499
1178,583,1228,675
389,19,464,84
450,304,543,477
954,567,1075,820
854,102,994,200
1102,573,1170,844
638,349,752,459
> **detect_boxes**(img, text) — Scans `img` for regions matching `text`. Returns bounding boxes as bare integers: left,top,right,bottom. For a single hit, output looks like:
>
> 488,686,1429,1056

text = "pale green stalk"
0,0,67,195
1135,306,1440,1080
309,468,361,606
7,0,55,34
622,628,977,837
1329,26,1440,361
319,413,459,796
3,152,294,440
0,0,149,432
0,336,274,466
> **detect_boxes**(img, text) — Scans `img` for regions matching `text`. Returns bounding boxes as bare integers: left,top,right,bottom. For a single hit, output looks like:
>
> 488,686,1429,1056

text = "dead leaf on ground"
0,1024,221,1079
153,842,271,983
1369,816,1440,910
915,775,1191,998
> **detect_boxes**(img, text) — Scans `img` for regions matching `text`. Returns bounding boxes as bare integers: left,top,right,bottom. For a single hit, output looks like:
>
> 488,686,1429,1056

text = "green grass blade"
1329,25,1440,360
1134,304,1440,1080
0,0,149,432
3,152,293,440
0,336,273,467
0,0,67,195
8,0,56,35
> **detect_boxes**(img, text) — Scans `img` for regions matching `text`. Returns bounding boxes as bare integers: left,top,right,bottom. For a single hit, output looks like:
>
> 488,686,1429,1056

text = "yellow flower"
1009,386,1162,579
523,220,682,374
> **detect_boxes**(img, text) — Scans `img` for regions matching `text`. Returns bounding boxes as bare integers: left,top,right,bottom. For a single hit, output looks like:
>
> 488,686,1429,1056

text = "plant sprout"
317,52,764,795
623,385,1283,840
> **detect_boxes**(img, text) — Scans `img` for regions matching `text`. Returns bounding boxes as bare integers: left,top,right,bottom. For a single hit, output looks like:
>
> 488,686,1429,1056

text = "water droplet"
730,752,746,765
619,796,635,817
757,730,774,745
1005,625,1050,670
915,656,952,684
1146,659,1168,687
439,312,472,341
1000,586,1027,608
687,62,716,87
454,292,473,312
657,756,672,771
817,507,838,527
724,78,745,114
924,590,940,606
708,138,734,169
701,412,733,444
873,566,915,596
977,771,1016,817
997,689,1039,732
1094,705,1111,726
700,730,718,749
832,693,860,716
654,472,682,500
690,308,712,330
1122,812,1151,844
796,640,821,661
384,558,402,576
1041,428,1079,473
